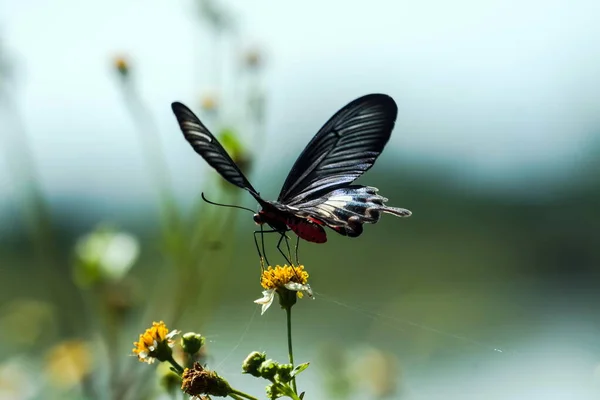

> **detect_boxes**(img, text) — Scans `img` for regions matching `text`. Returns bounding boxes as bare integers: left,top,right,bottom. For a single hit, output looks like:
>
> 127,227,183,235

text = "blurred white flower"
0,358,38,400
74,226,140,285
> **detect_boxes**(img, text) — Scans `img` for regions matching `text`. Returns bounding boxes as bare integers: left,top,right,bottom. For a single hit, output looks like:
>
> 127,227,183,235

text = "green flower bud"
242,351,266,377
258,359,278,380
181,332,205,355
276,363,293,383
265,383,283,400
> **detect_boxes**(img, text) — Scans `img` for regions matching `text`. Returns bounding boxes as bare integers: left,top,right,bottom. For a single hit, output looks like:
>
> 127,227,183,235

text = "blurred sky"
0,0,599,205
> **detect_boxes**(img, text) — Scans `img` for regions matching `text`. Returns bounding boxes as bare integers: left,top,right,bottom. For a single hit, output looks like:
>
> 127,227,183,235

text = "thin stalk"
0,90,81,335
230,389,259,400
166,355,184,375
118,77,181,238
272,382,302,400
285,306,298,394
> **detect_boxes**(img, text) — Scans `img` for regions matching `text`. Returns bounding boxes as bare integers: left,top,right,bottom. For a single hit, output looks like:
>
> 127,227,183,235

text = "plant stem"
166,355,184,375
119,78,180,238
285,306,298,394
273,383,302,400
230,389,260,400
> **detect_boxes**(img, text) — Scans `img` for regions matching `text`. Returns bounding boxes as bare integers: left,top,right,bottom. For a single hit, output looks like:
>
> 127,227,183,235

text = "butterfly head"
253,213,264,225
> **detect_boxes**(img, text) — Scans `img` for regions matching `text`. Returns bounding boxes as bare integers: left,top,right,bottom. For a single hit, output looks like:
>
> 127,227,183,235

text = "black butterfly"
171,94,411,261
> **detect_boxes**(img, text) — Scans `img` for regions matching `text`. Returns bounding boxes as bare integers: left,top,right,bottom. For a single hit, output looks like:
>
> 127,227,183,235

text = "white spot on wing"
329,195,353,202
186,129,212,142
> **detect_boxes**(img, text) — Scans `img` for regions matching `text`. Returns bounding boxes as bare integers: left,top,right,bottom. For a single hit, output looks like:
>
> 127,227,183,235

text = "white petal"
254,289,275,315
166,330,180,340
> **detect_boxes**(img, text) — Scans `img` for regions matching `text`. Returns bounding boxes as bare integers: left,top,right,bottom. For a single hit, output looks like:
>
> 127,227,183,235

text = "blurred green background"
1,1,599,399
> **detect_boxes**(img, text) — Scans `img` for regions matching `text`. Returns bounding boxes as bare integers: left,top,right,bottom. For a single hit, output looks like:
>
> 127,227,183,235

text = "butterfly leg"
254,225,273,269
283,234,293,263
252,230,267,269
282,234,300,266
254,227,285,268
276,233,294,266
294,235,300,266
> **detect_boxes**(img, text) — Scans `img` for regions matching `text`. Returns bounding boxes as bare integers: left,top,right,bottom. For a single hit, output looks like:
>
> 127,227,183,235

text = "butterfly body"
171,94,412,246
254,203,328,243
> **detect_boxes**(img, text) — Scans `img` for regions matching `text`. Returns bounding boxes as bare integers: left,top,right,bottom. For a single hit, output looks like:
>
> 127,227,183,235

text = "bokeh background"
1,1,599,399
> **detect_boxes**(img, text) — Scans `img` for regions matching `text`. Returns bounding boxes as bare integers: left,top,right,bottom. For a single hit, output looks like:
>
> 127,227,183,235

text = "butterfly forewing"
171,102,259,196
277,94,398,205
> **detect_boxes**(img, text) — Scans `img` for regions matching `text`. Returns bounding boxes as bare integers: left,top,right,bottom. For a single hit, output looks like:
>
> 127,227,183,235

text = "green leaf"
218,127,243,157
290,362,310,377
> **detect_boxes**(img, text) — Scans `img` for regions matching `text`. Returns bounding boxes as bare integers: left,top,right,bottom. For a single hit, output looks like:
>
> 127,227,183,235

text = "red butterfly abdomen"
288,218,327,243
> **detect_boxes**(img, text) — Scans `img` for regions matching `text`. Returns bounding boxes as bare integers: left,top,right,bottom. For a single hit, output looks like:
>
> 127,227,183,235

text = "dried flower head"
181,362,231,397
132,321,179,364
254,265,313,314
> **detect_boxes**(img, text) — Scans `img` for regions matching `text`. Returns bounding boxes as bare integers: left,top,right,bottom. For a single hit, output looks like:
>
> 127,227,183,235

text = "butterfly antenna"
201,192,255,213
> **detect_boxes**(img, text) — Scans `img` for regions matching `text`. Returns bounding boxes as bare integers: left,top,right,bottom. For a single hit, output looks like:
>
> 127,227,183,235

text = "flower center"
259,265,309,290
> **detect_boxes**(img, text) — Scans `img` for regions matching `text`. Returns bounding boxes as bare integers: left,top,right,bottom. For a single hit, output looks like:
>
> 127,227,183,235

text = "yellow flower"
133,321,180,364
254,265,313,315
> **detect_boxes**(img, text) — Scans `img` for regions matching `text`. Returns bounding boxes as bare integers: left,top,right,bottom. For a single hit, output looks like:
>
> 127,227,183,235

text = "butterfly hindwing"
171,102,259,197
277,94,398,205
272,185,411,237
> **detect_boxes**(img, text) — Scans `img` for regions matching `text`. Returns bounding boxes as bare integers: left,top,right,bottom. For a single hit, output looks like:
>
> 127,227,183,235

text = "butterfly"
171,94,411,262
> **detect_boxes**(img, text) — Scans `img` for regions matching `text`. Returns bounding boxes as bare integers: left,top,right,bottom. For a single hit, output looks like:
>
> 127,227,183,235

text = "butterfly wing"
277,94,398,205
171,102,259,197
273,185,411,237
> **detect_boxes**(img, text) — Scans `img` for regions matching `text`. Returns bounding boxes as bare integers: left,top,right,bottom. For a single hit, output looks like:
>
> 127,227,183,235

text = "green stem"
285,306,298,394
119,78,180,238
0,89,80,335
230,388,260,400
166,355,184,375
273,383,302,400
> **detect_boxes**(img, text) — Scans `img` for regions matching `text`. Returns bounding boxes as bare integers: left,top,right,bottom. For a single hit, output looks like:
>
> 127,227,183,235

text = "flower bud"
276,363,293,383
181,332,205,355
258,359,278,380
242,351,266,377
265,383,283,399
